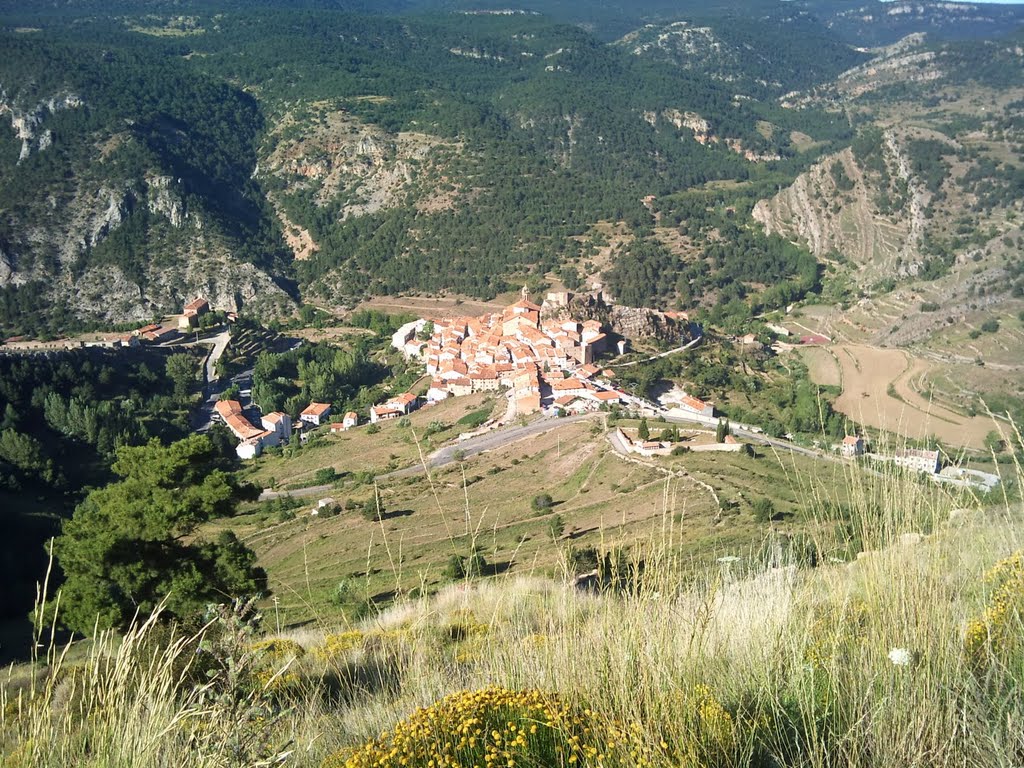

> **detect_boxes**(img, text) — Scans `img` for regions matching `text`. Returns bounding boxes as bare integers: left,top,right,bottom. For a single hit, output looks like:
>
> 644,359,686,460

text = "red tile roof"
215,400,267,441
301,402,331,417
681,395,709,412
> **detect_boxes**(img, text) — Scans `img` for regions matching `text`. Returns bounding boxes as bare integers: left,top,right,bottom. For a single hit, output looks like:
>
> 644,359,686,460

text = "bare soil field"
827,344,994,449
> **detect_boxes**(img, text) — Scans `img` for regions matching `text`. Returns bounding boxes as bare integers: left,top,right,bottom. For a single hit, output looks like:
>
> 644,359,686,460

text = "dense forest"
0,2,858,332
248,311,418,418
0,347,210,654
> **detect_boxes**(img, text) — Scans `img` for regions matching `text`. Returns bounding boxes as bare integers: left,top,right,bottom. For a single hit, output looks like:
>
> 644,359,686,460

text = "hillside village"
204,289,999,493
392,287,633,416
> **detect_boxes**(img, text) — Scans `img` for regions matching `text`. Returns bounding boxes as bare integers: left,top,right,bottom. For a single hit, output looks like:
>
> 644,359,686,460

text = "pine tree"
51,434,266,634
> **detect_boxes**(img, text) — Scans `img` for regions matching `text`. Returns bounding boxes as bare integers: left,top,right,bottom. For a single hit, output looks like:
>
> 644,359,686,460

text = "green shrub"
457,407,492,428
314,467,338,484
752,497,776,523
532,493,553,512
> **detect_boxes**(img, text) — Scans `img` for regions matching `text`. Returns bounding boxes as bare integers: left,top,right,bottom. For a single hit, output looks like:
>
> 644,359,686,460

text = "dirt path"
827,344,994,448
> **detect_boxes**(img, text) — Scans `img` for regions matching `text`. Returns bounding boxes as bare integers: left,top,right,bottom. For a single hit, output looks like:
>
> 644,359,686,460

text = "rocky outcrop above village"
0,119,293,324
0,89,84,163
608,305,687,342
543,292,687,342
69,252,289,325
751,132,932,286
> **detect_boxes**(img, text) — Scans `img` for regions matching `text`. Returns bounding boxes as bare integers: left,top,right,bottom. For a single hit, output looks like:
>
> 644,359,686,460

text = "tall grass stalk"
2,440,1022,766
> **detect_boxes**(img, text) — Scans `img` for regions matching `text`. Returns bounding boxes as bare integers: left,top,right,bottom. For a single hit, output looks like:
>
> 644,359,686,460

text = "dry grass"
232,421,849,628
3,449,1022,767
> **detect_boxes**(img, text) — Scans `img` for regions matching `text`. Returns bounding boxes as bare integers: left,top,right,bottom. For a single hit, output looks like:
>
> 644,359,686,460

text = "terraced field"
827,344,995,448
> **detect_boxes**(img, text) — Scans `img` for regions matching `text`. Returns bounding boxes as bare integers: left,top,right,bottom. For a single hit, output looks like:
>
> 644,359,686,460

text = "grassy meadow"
222,418,852,628
3,435,1022,767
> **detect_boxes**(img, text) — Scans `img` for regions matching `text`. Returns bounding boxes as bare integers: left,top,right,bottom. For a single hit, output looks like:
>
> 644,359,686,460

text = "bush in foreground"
321,685,733,768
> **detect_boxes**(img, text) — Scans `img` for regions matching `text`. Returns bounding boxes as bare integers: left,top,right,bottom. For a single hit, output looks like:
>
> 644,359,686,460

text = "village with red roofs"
390,287,630,420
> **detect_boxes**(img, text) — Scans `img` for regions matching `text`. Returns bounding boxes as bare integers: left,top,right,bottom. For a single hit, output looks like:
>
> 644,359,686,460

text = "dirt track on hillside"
826,344,993,449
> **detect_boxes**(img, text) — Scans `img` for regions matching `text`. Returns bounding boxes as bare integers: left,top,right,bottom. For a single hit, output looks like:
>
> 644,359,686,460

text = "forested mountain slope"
0,6,853,333
2,0,1022,336
0,33,296,335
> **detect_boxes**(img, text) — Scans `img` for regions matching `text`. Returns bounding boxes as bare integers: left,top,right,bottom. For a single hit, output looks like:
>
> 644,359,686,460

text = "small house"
370,405,402,423
892,448,940,475
840,435,864,458
261,412,292,444
300,402,332,426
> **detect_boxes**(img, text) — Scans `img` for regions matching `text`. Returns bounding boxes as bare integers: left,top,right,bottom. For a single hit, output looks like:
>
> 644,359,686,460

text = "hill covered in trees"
0,1,856,333
1,0,1022,336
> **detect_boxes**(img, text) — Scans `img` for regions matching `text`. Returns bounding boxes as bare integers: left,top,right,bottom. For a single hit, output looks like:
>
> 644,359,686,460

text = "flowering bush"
249,638,305,694
965,550,1024,669
313,631,366,662
320,684,734,768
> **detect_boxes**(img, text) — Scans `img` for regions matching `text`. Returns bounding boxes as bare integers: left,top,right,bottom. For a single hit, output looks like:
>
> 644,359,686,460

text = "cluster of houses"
216,399,360,459
391,288,636,416
369,392,419,423
127,298,223,346
218,389,420,459
214,400,294,460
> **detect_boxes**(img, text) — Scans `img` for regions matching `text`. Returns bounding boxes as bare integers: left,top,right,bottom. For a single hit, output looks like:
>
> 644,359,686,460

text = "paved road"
192,338,301,432
204,330,231,383
193,366,254,432
421,413,591,469
612,333,703,368
257,413,593,501
659,410,828,461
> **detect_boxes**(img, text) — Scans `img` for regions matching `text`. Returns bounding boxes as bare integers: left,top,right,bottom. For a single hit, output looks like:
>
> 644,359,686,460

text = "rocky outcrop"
609,305,685,342
0,246,13,286
261,108,456,229
542,292,684,341
146,175,186,228
68,250,291,325
1,131,293,324
0,90,83,163
752,142,918,281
